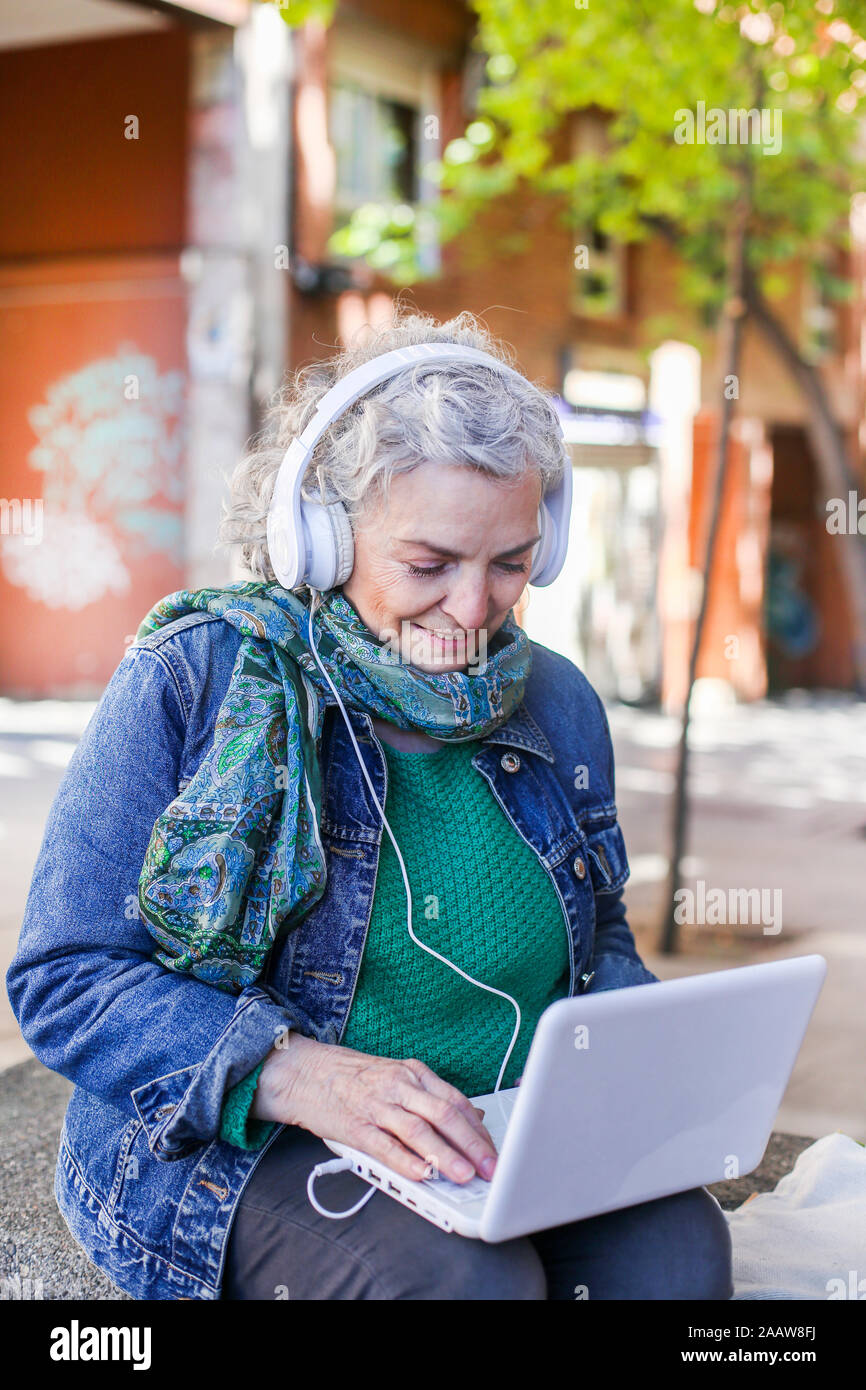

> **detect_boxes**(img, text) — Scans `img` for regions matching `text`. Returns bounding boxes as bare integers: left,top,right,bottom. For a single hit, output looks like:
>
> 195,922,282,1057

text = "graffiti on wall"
1,346,185,611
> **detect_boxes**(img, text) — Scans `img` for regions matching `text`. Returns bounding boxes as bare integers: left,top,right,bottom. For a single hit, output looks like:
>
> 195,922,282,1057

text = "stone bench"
0,1056,815,1301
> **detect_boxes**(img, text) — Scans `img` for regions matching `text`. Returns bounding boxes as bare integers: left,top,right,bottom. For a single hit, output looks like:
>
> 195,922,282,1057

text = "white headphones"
266,343,573,591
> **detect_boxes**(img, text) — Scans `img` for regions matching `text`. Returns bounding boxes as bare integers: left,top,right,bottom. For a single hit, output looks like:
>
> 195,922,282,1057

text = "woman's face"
341,461,542,673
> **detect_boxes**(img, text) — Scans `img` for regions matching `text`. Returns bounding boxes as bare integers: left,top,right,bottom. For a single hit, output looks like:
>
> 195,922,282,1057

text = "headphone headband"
266,342,572,590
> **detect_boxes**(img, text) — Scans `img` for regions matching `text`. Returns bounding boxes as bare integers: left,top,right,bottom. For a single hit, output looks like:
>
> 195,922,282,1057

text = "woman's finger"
388,1081,498,1178
376,1102,482,1184
352,1121,430,1184
400,1058,496,1149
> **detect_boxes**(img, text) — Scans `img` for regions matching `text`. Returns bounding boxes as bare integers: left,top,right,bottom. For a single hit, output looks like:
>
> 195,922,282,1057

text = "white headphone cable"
305,1157,375,1219
305,585,522,1094
300,586,522,1221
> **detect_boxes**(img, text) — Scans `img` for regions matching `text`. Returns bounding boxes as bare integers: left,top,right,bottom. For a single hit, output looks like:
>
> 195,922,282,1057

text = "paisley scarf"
136,582,531,994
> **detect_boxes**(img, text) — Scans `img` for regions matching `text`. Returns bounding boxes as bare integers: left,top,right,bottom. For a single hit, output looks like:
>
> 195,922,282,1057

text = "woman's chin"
411,654,469,674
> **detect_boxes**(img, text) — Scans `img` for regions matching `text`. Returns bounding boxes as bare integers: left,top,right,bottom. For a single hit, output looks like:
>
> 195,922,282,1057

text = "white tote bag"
727,1132,866,1300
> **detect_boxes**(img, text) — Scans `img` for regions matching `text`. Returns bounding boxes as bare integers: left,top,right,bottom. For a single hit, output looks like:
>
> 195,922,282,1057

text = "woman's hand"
250,1033,499,1185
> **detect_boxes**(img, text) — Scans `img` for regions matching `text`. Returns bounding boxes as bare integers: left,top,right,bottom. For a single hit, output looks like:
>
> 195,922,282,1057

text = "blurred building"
0,0,287,696
0,0,862,703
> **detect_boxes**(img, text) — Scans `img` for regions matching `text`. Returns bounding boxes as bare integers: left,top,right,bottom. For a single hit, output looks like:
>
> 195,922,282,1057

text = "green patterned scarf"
136,582,531,994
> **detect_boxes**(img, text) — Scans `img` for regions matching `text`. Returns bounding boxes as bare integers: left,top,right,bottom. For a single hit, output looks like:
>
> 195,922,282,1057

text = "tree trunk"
657,191,750,956
744,270,866,694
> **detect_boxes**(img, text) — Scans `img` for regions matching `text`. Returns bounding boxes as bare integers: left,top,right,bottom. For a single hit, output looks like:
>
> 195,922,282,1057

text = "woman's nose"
442,570,491,631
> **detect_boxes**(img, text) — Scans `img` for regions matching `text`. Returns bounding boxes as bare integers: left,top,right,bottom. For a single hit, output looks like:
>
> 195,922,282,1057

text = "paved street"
1,689,864,1140
611,689,866,939
610,689,866,1142
0,698,97,1070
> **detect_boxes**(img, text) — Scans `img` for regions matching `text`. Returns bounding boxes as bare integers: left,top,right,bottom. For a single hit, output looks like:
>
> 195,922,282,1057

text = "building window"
330,81,419,218
570,112,626,320
572,220,626,319
326,24,441,276
801,258,842,363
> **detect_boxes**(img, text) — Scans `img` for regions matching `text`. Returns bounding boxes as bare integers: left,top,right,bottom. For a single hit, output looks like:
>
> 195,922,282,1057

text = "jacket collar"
318,689,555,764
478,700,555,763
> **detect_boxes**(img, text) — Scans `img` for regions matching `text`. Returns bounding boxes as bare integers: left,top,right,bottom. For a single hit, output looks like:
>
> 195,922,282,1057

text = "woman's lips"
410,623,465,650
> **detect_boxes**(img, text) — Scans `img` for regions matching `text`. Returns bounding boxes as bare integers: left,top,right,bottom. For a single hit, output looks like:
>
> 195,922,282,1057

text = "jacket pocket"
583,822,629,894
105,1117,144,1216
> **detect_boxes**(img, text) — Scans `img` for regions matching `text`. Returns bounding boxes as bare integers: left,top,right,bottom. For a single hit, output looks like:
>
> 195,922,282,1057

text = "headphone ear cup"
328,501,354,587
302,497,354,590
529,503,551,584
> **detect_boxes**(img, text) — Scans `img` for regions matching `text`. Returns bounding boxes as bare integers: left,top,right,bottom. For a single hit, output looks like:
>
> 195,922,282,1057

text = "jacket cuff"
219,1058,277,1150
130,986,303,1159
584,951,660,994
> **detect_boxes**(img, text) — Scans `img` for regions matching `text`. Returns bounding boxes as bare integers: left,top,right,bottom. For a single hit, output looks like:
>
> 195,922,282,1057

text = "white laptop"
322,955,826,1241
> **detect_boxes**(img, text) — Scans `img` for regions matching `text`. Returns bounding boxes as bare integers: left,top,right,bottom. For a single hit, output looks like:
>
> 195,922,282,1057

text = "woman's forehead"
369,459,541,513
365,479,539,544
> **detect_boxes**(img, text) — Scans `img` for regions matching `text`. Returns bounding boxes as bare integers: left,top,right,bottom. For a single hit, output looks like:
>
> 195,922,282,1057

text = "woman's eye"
405,560,529,578
406,563,445,577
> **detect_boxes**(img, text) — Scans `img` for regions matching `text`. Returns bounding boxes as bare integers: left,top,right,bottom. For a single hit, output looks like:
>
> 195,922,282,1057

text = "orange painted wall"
0,32,189,259
0,33,190,697
685,410,770,702
0,255,187,697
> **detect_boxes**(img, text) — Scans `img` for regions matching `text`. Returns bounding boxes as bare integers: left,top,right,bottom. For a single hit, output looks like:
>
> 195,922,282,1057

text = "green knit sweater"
219,737,570,1147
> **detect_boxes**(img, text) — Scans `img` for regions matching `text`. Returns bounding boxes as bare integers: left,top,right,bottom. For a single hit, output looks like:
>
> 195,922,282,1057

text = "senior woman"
8,309,732,1302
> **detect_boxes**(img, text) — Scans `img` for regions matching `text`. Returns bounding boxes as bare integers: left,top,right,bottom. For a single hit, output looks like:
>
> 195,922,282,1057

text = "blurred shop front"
520,347,781,714
521,360,663,706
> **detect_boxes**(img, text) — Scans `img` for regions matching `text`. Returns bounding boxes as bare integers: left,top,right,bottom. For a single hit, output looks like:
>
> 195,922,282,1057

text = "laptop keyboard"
419,1097,513,1204
420,1171,493,1204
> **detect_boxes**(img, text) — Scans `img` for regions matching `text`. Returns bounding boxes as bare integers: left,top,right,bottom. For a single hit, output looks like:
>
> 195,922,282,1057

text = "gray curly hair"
218,303,569,580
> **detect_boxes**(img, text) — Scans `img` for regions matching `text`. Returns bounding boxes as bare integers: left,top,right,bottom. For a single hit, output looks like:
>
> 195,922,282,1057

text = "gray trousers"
222,1125,734,1300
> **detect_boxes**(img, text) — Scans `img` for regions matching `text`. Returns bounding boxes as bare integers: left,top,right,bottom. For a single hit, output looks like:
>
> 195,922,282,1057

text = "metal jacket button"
573,856,587,879
500,752,521,772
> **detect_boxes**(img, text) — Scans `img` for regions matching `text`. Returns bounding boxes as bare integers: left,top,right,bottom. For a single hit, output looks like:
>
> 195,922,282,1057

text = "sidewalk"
1,690,864,1141
0,698,96,1070
610,689,866,1143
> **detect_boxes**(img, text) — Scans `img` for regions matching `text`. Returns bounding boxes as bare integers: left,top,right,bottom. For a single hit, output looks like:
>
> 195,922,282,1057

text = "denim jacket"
7,609,659,1301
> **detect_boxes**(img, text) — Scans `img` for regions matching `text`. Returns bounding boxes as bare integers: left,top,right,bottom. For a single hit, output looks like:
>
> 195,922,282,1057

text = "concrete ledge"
0,1058,132,1300
0,1056,817,1301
